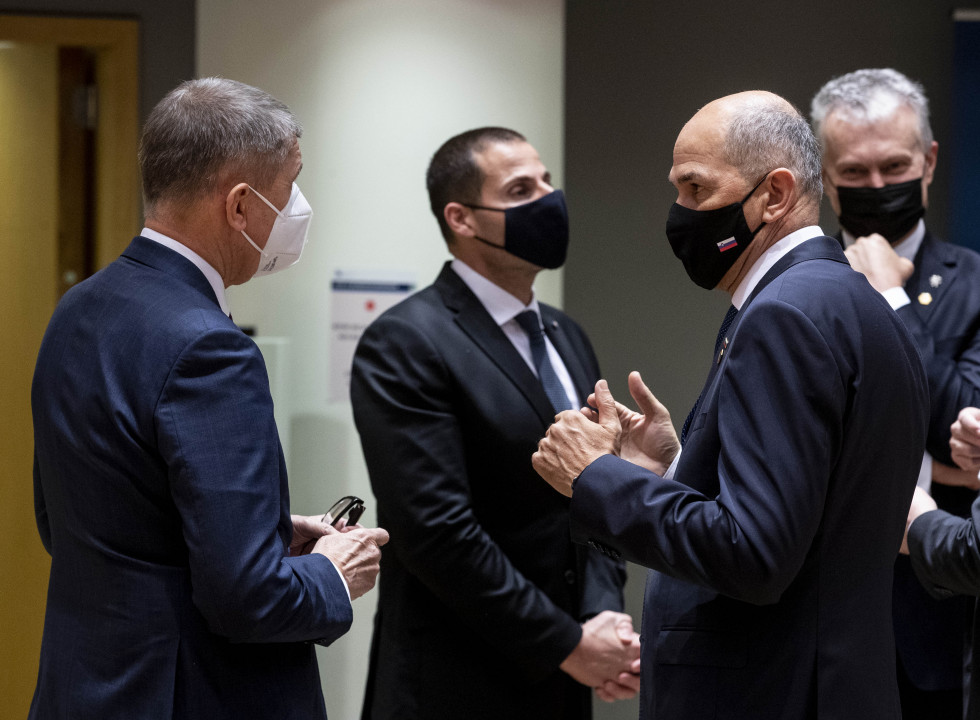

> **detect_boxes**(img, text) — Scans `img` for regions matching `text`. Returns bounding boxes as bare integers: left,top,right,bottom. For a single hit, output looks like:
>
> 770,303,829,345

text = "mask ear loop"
241,184,290,256
740,172,772,238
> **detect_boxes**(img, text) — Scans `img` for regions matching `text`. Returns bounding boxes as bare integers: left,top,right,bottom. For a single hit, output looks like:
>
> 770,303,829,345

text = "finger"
580,406,598,422
593,380,621,432
597,677,639,701
627,370,667,418
594,687,616,703
959,408,980,436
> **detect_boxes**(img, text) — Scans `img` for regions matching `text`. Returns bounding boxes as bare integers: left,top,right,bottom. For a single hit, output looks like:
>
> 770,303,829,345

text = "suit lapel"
906,231,958,320
434,264,558,426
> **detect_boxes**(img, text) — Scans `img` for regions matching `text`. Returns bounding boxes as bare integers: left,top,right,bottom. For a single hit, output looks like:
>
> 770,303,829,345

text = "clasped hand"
532,371,680,496
560,610,642,702
290,514,389,600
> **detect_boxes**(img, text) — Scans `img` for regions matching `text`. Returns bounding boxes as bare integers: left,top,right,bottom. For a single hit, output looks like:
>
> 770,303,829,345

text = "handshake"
561,610,642,702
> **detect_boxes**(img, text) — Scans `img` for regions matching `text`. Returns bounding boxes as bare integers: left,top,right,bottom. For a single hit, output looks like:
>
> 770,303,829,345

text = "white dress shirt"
451,259,582,409
141,227,231,317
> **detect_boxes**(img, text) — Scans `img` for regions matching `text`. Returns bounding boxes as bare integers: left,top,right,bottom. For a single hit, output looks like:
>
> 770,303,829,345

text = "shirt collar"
141,228,230,316
841,218,925,263
731,225,824,310
450,258,540,324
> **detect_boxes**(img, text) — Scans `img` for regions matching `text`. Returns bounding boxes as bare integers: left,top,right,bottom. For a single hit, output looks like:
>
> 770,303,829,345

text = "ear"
444,202,476,238
922,140,939,187
759,168,796,223
225,183,252,231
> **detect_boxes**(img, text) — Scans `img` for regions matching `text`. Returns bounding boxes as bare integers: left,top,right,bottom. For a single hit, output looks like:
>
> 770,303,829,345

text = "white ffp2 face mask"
241,182,313,277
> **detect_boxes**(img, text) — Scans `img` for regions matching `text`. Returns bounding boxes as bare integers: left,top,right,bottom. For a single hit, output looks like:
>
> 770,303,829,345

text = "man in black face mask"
533,91,929,719
350,127,639,720
813,68,980,720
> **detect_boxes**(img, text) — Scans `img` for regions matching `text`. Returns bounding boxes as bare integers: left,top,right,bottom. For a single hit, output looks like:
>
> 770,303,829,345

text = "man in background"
812,68,980,718
351,127,639,720
30,78,387,720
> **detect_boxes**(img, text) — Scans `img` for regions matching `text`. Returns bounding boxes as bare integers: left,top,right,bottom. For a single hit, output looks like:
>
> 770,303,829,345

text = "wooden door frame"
1,15,140,267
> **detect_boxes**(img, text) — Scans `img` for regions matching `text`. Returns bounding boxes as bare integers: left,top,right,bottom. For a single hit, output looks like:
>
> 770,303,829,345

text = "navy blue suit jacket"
350,263,625,720
875,229,980,692
30,237,352,720
570,237,929,719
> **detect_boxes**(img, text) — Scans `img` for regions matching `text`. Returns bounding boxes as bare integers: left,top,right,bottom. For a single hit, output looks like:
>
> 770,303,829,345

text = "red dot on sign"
365,300,376,311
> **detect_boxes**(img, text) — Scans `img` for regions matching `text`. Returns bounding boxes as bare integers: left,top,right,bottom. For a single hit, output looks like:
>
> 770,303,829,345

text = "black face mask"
835,178,925,245
463,189,569,269
665,175,769,290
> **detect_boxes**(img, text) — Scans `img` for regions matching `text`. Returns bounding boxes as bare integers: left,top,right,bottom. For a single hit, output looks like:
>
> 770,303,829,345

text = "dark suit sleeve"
897,304,980,464
156,326,352,646
351,314,583,679
553,317,627,618
571,300,844,605
908,499,980,599
33,449,51,554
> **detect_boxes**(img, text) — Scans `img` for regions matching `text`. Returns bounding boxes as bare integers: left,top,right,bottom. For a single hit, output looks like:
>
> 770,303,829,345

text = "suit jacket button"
564,569,576,585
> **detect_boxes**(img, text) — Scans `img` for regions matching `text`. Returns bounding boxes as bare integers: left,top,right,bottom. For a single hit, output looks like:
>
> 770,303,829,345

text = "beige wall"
196,1,565,716
0,42,59,719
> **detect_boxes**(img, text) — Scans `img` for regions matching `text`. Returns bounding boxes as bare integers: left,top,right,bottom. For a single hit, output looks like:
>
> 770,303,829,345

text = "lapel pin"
929,274,942,288
918,292,933,306
717,337,729,364
551,320,559,330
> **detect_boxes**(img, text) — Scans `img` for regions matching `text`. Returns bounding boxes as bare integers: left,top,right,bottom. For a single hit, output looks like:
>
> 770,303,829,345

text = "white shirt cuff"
916,451,933,493
882,286,911,310
327,557,351,602
664,449,681,480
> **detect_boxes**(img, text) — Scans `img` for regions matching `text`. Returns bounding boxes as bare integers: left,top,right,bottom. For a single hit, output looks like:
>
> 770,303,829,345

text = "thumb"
594,380,621,432
628,371,665,418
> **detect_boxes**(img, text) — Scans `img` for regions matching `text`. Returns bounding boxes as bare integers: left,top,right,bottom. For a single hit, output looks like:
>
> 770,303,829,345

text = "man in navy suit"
30,78,388,720
533,91,929,719
351,127,639,720
812,68,980,718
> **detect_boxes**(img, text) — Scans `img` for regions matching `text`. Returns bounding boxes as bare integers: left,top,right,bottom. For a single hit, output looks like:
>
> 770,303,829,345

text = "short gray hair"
139,77,302,214
723,100,823,205
810,68,932,149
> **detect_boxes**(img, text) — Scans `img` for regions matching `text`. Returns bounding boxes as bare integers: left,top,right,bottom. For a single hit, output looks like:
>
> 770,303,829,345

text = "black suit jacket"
350,262,625,720
848,229,980,691
571,237,929,719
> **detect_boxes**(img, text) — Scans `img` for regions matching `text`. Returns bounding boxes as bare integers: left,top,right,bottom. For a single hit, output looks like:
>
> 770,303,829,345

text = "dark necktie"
680,304,738,445
515,310,573,412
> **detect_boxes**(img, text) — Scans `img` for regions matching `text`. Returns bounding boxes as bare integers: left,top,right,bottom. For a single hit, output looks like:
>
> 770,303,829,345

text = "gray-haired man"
812,68,980,720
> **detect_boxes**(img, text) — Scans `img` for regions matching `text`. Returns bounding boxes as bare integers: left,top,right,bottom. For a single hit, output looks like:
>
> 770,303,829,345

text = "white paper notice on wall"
329,268,416,403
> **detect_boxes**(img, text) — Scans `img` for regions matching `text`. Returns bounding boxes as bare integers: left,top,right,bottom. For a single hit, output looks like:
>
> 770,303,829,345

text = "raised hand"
591,371,679,476
951,407,980,473
844,233,914,293
533,379,623,496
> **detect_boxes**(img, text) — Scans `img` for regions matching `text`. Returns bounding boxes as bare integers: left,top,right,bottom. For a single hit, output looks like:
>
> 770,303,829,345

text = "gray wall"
0,0,195,122
565,3,978,718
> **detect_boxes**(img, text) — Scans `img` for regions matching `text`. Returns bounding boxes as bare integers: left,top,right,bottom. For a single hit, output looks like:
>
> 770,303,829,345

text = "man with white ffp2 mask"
29,77,388,720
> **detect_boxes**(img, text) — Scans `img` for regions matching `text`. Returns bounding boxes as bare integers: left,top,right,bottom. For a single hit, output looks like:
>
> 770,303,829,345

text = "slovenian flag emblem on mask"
717,237,737,252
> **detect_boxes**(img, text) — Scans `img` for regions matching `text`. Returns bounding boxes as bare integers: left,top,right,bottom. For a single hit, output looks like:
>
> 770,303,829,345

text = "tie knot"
515,310,543,337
